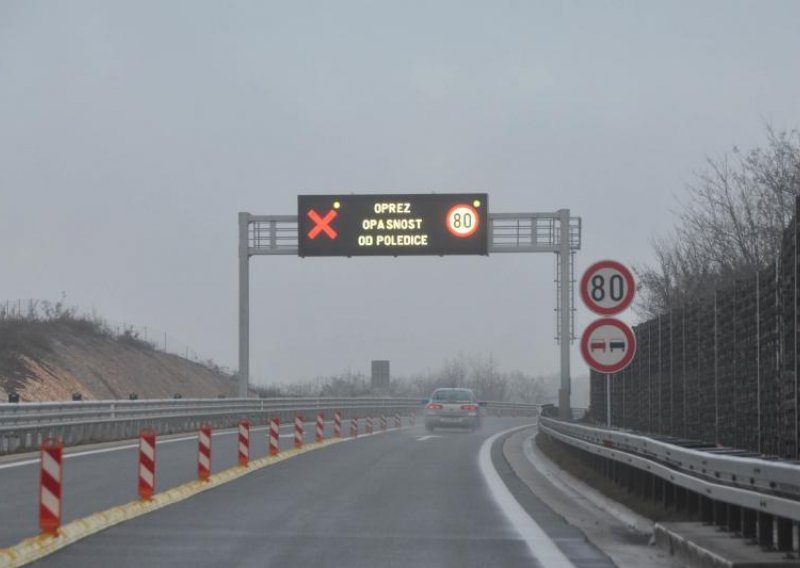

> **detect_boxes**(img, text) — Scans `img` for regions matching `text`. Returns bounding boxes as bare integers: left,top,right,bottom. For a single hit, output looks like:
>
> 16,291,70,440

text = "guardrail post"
687,490,699,519
776,517,793,551
316,412,324,443
663,481,675,510
333,411,342,438
727,505,741,534
395,413,401,429
294,415,304,449
742,508,757,540
366,416,373,435
653,476,664,503
676,486,686,513
714,501,728,528
138,429,156,500
758,512,774,548
269,417,280,456
198,424,212,481
380,415,387,432
238,420,250,467
642,471,653,501
39,437,63,535
701,496,714,524
351,416,358,438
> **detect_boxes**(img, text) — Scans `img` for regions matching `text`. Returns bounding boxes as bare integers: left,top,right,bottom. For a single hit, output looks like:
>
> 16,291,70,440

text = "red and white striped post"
366,416,373,435
333,410,342,438
39,437,63,535
198,424,212,481
294,414,304,449
316,412,325,443
395,413,401,429
269,417,280,456
380,415,387,432
351,416,358,438
238,420,250,467
138,429,156,500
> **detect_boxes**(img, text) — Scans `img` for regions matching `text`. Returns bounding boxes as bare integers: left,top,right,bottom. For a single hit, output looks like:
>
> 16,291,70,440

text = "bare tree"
636,126,800,317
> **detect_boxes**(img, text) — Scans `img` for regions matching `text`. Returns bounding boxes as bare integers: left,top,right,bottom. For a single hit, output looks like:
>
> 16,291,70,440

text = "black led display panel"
297,194,489,257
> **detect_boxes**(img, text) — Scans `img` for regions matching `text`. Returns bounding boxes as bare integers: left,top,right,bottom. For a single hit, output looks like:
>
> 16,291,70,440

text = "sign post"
580,261,636,427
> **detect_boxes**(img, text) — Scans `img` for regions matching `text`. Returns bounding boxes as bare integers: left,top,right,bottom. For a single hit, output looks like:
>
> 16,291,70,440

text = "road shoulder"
502,426,680,568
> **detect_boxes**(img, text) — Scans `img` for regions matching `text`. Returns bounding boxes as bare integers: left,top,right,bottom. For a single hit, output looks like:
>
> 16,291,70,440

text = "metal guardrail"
0,398,539,453
539,417,800,523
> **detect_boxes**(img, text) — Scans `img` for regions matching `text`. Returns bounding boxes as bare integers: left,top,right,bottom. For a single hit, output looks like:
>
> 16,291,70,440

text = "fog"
2,1,799,389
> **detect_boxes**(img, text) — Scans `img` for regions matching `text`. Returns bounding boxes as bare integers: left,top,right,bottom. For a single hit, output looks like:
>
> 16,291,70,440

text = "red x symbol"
307,209,338,240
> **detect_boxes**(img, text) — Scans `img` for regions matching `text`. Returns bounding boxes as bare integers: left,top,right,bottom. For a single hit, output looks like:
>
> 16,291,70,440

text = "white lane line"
478,425,575,568
416,436,441,441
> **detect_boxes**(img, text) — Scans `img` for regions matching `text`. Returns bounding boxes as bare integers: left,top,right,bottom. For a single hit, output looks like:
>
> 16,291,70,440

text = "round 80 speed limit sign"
580,260,635,315
445,203,480,238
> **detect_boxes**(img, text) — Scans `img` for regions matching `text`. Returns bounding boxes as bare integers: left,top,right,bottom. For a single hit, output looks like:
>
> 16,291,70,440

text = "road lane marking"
415,436,441,441
478,425,575,568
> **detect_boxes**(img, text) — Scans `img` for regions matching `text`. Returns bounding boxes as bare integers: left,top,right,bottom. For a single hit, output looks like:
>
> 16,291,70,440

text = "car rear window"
432,390,473,402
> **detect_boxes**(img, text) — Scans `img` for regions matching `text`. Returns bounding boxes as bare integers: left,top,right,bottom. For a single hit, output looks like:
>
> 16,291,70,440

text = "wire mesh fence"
590,198,800,459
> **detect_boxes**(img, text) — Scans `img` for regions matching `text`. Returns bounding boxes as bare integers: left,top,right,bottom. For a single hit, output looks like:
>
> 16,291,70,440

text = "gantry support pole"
238,212,250,398
558,209,572,419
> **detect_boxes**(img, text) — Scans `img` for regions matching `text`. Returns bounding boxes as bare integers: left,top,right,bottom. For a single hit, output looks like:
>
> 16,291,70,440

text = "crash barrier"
351,416,358,438
38,438,62,535
22,410,407,539
269,417,280,456
316,413,324,444
333,411,342,438
539,416,800,554
237,421,250,467
0,398,539,453
198,424,211,481
294,415,303,450
138,429,156,500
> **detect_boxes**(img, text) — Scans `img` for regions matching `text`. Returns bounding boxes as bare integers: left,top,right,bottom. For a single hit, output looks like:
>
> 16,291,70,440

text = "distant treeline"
250,355,557,404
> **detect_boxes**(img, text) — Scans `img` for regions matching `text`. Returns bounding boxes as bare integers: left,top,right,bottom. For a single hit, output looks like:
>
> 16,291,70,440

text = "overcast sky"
2,1,799,390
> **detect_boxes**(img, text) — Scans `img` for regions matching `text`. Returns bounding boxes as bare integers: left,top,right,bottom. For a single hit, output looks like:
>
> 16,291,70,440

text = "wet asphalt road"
0,418,355,547
25,418,542,567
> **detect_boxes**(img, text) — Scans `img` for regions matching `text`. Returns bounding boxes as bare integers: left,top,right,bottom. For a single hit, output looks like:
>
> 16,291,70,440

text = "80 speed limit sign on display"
580,260,635,315
445,203,480,238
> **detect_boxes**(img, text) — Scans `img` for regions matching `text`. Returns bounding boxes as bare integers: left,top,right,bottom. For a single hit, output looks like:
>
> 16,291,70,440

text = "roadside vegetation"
2,299,561,404
636,126,800,318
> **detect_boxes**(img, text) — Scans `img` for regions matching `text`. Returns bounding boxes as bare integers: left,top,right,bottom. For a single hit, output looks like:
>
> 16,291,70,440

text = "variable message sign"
297,194,488,257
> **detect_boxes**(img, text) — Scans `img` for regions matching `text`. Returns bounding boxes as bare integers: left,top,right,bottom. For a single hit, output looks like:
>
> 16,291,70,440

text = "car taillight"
461,404,478,411
426,403,443,410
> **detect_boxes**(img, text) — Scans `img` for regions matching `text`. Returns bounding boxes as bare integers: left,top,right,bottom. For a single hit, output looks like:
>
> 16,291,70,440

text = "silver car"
424,388,483,431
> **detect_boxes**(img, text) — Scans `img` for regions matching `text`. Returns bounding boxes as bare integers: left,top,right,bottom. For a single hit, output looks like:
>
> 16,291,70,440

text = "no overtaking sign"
580,260,637,374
